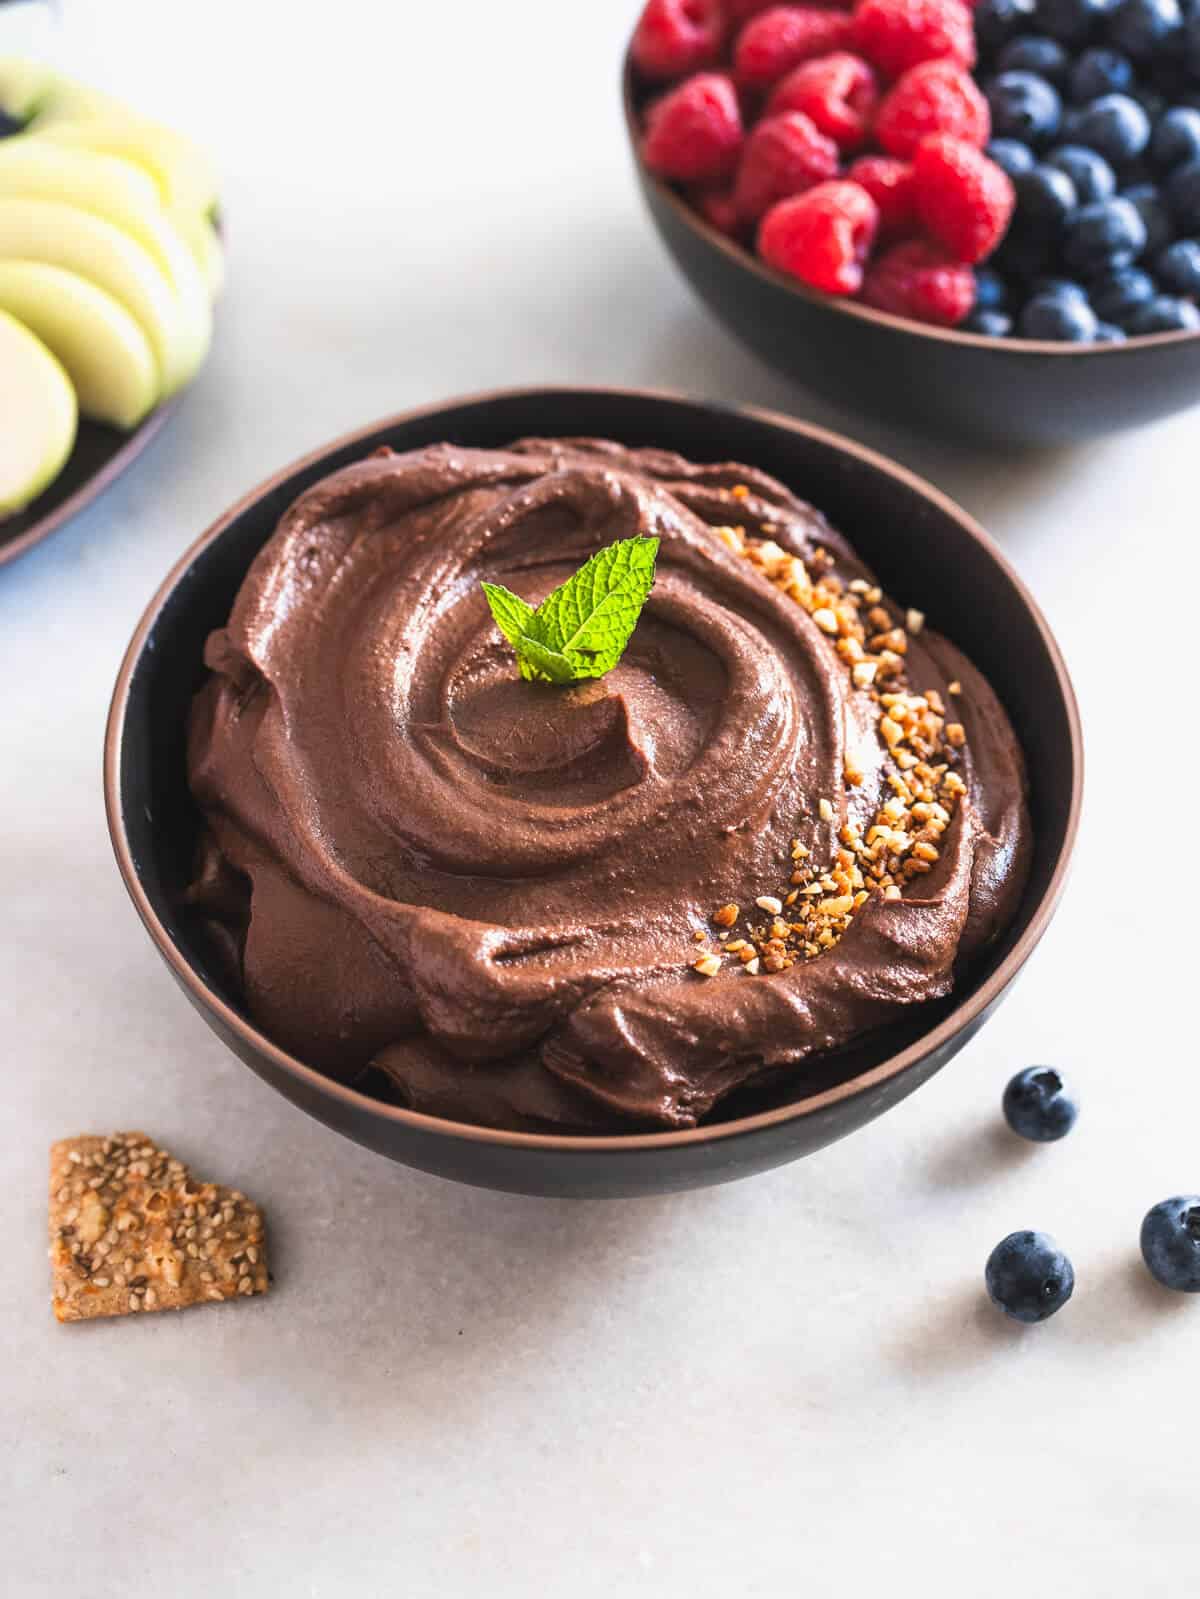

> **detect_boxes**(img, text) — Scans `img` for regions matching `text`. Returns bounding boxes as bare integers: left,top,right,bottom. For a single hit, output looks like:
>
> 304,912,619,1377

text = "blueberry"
994,227,1060,282
1046,143,1118,199
1069,46,1135,99
1165,158,1200,228
1133,88,1168,125
988,137,1038,177
974,267,1010,308
1002,1066,1080,1141
1019,287,1102,335
1062,194,1148,268
0,110,26,140
976,0,1039,53
1036,0,1113,43
1106,0,1182,59
965,307,1015,334
987,71,1064,145
1093,318,1129,336
1140,1197,1200,1292
1151,107,1200,170
1090,263,1157,320
986,1231,1076,1322
1016,162,1080,224
1123,181,1176,251
997,34,1072,79
1125,291,1200,327
1186,12,1200,72
1072,93,1151,161
1033,275,1090,295
1156,235,1200,291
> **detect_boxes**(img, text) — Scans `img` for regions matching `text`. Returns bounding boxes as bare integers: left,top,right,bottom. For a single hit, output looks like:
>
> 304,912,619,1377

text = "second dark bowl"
624,61,1200,448
105,387,1081,1197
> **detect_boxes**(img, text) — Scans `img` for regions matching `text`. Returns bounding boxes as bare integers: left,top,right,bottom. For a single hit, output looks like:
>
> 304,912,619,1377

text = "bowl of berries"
624,0,1200,445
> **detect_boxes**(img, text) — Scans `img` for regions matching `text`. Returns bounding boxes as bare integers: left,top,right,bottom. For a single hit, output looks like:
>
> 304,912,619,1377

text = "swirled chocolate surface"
187,438,1032,1133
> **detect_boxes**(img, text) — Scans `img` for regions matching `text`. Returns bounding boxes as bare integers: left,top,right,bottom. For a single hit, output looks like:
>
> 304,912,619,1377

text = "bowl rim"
621,53,1200,359
104,383,1084,1155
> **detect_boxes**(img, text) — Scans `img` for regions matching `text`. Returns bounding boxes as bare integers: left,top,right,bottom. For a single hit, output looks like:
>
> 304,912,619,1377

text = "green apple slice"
0,261,158,428
170,206,224,301
0,58,219,216
33,117,218,219
0,308,77,520
0,197,205,395
0,141,213,375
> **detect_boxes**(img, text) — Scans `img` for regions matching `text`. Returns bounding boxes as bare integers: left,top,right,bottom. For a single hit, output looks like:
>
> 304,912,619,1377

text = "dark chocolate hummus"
187,438,1032,1132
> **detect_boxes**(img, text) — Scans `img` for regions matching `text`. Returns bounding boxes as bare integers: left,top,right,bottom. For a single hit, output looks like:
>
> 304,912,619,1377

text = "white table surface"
4,2,1198,1594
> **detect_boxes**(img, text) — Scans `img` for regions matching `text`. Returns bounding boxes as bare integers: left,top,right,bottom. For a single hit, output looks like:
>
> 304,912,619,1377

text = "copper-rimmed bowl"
623,59,1200,447
105,386,1082,1197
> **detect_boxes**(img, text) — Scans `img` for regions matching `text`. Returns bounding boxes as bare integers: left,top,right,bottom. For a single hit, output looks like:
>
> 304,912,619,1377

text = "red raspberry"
734,6,855,89
846,154,917,232
691,184,743,235
766,51,880,151
758,180,880,294
852,0,976,79
860,238,976,324
642,73,745,182
874,60,989,159
631,0,726,80
734,110,841,222
726,0,787,19
911,134,1014,262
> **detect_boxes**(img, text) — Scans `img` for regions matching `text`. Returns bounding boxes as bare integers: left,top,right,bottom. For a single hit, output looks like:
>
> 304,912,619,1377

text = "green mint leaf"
481,581,536,651
480,535,660,685
527,536,659,679
513,634,577,685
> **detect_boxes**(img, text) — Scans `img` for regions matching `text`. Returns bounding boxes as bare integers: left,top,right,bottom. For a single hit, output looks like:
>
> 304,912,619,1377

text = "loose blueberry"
1019,286,1102,335
1002,1066,1080,1142
1068,47,1134,101
1165,159,1200,229
1151,107,1200,171
1093,318,1128,336
1155,235,1200,291
965,307,1015,334
974,267,1010,308
1072,93,1151,162
986,1231,1076,1323
997,34,1073,79
988,137,1038,176
1140,1196,1200,1292
1125,292,1200,328
1105,0,1182,59
987,71,1064,145
1090,263,1157,321
1062,194,1148,269
1037,0,1114,44
1016,162,1080,225
1123,182,1176,251
0,110,26,140
976,0,1040,53
1046,143,1118,200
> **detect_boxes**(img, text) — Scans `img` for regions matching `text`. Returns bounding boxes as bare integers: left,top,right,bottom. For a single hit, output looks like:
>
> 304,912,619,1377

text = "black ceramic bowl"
105,387,1082,1198
623,60,1200,447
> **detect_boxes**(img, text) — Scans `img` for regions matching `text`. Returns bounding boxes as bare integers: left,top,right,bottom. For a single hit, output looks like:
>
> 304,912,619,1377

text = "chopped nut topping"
693,954,721,978
688,521,970,977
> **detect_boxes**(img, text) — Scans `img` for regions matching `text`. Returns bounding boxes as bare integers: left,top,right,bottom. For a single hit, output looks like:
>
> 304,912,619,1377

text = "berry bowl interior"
105,387,1082,1199
622,53,1200,448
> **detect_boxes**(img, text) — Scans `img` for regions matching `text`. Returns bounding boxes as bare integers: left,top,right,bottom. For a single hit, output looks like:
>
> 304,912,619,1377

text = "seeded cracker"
49,1132,268,1323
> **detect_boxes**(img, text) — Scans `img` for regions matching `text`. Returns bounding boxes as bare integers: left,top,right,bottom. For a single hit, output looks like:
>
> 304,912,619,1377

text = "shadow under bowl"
105,386,1082,1197
623,60,1200,448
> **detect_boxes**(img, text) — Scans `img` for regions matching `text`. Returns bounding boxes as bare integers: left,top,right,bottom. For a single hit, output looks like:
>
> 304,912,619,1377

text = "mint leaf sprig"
481,535,659,685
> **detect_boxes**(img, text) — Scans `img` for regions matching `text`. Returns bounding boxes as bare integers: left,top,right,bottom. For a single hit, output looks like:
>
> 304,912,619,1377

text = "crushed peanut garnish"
690,521,969,979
